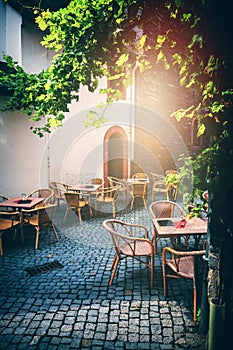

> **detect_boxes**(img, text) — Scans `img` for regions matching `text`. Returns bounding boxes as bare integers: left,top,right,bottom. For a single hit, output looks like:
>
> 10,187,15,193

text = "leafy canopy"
0,0,232,141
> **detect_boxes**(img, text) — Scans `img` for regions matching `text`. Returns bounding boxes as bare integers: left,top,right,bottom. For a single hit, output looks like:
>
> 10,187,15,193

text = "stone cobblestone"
0,194,207,349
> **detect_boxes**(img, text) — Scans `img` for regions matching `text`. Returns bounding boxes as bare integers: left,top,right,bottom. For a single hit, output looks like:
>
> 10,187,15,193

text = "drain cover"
25,260,64,276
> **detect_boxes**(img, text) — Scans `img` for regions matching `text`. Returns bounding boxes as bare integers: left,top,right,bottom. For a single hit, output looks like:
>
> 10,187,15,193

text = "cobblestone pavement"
0,194,207,349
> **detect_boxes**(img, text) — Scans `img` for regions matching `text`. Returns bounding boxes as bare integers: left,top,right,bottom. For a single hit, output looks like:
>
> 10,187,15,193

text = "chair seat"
166,256,194,279
0,218,19,230
103,219,154,287
96,196,115,203
119,241,153,256
162,246,206,325
70,199,87,208
64,192,92,224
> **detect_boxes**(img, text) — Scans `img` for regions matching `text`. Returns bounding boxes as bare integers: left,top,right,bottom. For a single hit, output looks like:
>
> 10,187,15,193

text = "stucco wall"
0,2,111,196
0,102,47,196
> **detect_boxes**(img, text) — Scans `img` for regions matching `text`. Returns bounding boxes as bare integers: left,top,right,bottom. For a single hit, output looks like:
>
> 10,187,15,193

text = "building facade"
0,0,205,197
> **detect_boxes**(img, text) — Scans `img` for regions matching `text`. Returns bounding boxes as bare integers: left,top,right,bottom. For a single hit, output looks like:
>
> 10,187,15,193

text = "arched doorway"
103,126,128,185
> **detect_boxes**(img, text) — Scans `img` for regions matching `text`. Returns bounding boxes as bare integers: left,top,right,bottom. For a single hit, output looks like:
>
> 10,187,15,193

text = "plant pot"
208,299,225,350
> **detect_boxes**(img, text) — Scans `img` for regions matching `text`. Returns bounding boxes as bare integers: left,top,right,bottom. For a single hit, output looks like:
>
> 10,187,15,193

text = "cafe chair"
91,177,104,187
21,204,59,250
132,172,149,180
0,195,11,212
103,219,154,287
88,178,104,201
149,200,186,254
0,211,21,255
127,181,148,209
27,188,54,206
95,186,119,217
150,172,166,201
165,170,179,202
107,176,128,203
162,246,206,325
50,182,69,206
63,191,92,224
0,194,9,203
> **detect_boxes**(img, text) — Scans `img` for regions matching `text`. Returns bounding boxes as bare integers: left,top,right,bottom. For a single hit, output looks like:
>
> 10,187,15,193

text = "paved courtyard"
0,194,207,349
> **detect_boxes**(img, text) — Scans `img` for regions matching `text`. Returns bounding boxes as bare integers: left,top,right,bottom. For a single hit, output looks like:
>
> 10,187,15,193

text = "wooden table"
68,184,101,193
0,197,44,210
127,178,149,184
0,197,45,244
152,216,207,252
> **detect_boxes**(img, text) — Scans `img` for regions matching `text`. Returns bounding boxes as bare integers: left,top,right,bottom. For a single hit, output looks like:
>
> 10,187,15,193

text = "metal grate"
25,260,64,276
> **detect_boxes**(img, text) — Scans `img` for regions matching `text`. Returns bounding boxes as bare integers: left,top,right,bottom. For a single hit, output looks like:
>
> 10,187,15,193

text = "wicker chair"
88,178,104,201
127,181,148,209
103,219,154,287
0,211,20,255
50,182,69,206
132,172,149,180
149,200,186,254
63,191,92,224
150,172,166,201
0,195,11,212
165,170,179,201
0,195,9,202
21,204,59,249
107,176,128,203
27,188,54,205
95,186,119,217
162,246,206,325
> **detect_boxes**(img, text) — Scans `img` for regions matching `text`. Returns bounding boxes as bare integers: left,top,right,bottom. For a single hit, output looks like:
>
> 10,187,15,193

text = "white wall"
46,102,132,186
0,100,47,196
22,18,53,73
6,5,22,64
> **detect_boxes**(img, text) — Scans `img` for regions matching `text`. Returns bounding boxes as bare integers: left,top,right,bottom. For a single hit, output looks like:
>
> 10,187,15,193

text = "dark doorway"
108,132,123,178
103,126,128,184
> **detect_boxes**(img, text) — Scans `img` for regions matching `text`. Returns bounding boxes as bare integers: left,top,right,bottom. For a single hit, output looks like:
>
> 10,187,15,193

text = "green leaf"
116,54,129,67
197,123,206,137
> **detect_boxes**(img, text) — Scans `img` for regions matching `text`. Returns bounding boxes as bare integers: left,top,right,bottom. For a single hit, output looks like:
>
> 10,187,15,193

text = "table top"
0,197,44,209
127,178,149,184
152,217,207,238
68,184,101,192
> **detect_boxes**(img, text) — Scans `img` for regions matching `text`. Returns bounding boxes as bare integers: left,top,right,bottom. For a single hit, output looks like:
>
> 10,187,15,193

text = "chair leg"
0,232,3,256
89,205,93,218
112,203,116,218
63,207,69,223
143,197,147,209
51,223,59,242
130,197,135,209
95,202,98,216
77,209,82,225
152,231,158,255
150,255,154,288
35,227,40,249
109,255,119,285
193,283,197,325
111,254,117,270
162,252,167,297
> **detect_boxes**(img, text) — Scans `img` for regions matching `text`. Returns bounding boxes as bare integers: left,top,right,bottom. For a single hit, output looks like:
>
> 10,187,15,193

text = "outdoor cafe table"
0,196,45,243
0,197,44,210
68,184,101,193
152,216,208,250
127,178,149,184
